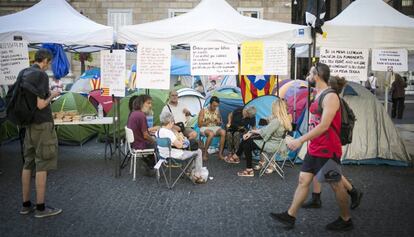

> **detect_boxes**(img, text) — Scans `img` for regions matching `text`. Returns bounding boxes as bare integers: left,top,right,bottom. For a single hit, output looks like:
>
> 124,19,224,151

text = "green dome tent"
51,92,100,145
99,89,168,139
0,120,18,144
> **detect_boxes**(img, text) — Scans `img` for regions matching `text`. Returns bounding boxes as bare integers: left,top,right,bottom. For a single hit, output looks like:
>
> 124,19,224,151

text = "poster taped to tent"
371,49,408,72
190,42,238,76
320,47,368,82
100,50,125,97
263,42,288,75
137,42,171,90
241,41,264,75
0,41,29,85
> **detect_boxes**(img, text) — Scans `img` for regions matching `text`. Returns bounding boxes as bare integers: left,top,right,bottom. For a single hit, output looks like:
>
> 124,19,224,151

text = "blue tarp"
41,44,70,79
132,56,191,76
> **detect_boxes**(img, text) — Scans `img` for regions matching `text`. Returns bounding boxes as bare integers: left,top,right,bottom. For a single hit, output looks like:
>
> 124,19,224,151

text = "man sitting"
161,90,197,140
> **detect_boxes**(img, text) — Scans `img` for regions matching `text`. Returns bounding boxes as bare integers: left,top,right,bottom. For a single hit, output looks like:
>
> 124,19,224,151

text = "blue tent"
204,86,244,125
244,95,278,128
132,56,190,76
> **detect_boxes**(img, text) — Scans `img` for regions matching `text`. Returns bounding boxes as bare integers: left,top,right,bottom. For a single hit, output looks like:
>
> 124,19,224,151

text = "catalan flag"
89,74,101,90
239,75,277,104
101,87,110,96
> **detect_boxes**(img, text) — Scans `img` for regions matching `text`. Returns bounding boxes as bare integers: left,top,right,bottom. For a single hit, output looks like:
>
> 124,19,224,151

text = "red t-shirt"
308,94,342,158
127,111,150,149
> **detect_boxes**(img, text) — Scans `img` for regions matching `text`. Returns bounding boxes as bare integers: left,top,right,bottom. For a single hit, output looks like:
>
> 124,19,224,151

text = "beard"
308,80,316,88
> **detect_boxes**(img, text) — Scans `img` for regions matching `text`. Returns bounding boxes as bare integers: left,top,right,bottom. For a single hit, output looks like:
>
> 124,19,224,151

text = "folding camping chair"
124,126,155,181
258,131,291,179
154,137,196,189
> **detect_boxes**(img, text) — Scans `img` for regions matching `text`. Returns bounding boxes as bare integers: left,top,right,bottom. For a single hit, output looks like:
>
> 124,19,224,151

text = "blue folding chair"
154,137,196,189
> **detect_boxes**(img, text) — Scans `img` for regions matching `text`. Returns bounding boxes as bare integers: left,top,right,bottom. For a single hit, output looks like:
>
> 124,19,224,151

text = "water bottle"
98,103,104,119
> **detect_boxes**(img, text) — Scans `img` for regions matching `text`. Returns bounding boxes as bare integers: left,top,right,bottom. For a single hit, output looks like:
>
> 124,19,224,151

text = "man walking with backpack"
270,63,353,231
18,49,61,218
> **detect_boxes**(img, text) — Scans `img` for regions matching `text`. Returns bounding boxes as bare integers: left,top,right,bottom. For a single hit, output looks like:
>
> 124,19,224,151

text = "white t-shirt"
368,76,377,89
161,102,188,124
157,128,184,158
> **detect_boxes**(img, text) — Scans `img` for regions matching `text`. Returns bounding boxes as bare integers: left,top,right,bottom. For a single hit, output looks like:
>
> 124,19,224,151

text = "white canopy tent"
118,0,311,45
317,0,414,50
0,0,114,46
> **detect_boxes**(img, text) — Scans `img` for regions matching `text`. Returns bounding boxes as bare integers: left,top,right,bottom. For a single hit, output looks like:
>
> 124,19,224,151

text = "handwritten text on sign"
190,42,238,75
241,41,264,75
372,49,408,72
100,50,126,97
264,42,288,75
137,43,171,90
0,41,29,85
320,48,368,82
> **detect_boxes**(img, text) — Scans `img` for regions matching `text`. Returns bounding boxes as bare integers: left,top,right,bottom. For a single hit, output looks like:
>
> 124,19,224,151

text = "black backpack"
318,88,356,145
5,69,37,126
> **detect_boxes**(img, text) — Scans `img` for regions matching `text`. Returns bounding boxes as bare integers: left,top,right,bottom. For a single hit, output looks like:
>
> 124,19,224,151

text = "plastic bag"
191,167,209,184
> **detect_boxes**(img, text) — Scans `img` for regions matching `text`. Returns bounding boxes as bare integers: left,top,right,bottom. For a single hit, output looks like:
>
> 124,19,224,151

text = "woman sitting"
229,99,292,177
157,111,204,183
224,106,257,164
198,96,226,161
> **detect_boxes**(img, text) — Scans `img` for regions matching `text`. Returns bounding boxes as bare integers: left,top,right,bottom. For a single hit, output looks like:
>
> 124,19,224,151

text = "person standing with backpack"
301,76,363,210
270,63,354,231
18,49,61,218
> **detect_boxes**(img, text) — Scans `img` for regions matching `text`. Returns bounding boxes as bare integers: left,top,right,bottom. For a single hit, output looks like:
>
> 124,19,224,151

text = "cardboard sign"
372,49,408,72
320,47,368,82
190,42,238,75
137,42,171,90
100,50,126,97
0,41,29,85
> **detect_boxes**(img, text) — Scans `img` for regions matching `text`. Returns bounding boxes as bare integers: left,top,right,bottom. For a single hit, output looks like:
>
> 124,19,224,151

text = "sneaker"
34,206,62,218
19,205,35,215
302,193,322,209
326,217,353,231
270,211,296,229
349,189,363,210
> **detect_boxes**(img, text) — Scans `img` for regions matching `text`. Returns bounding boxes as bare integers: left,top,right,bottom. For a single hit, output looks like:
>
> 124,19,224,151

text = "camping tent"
297,82,412,166
317,0,414,50
176,88,205,116
118,0,311,45
51,92,100,145
0,0,113,46
70,68,101,94
204,86,244,125
244,95,278,127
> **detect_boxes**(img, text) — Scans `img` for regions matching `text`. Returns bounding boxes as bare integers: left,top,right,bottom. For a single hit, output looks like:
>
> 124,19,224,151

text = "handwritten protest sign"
263,42,288,75
137,42,171,90
0,41,29,85
100,50,126,97
372,49,408,72
191,42,238,75
241,41,264,75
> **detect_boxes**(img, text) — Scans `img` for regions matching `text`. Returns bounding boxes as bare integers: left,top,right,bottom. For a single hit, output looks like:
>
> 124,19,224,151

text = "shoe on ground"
302,193,322,209
34,206,62,218
349,189,363,210
326,217,353,231
269,211,296,229
19,205,35,215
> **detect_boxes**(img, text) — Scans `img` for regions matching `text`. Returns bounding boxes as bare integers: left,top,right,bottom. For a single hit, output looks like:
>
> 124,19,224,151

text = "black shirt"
22,64,53,124
230,107,255,130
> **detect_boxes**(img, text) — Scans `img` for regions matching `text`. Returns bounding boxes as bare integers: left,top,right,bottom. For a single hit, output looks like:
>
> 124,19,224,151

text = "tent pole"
294,55,298,123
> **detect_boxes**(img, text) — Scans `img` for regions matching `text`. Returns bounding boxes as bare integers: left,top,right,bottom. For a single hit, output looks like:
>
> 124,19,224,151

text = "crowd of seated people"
126,91,290,180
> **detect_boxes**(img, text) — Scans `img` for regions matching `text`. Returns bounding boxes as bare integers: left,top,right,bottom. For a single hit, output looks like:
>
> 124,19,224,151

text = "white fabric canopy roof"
0,0,113,45
317,0,414,49
118,0,311,45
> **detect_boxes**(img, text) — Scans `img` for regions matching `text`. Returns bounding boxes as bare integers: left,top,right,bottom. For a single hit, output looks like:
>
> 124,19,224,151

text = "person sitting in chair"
127,95,158,176
161,90,198,140
157,111,205,183
230,99,292,177
198,96,226,161
224,106,257,164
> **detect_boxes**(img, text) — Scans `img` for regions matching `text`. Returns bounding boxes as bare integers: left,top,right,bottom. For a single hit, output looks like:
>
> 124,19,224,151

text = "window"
107,9,133,32
168,9,190,18
402,0,413,7
237,8,263,19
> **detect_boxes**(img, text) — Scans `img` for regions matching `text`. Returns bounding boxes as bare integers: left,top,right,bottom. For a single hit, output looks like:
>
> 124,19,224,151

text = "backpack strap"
166,104,172,113
317,88,341,138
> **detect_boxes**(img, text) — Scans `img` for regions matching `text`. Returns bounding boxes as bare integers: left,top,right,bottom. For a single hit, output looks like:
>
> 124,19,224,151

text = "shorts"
200,126,222,134
301,153,342,183
23,122,58,172
183,127,196,138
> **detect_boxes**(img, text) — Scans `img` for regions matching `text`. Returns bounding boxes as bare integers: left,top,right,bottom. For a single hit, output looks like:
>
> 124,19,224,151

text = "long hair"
329,76,347,94
271,99,292,131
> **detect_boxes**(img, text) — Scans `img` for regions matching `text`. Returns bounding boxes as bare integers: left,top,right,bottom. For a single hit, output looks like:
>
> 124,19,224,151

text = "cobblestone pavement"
0,139,413,237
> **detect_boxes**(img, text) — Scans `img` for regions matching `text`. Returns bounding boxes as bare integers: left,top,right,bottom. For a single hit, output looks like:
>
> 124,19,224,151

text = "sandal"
225,154,240,164
237,169,254,177
253,160,265,171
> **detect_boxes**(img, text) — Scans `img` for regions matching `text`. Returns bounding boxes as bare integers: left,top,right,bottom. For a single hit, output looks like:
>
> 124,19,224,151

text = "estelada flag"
89,74,101,90
239,75,277,104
